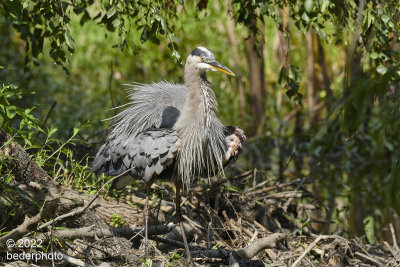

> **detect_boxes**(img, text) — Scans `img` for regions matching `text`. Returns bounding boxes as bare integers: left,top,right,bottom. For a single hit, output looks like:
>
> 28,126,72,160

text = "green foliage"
364,215,376,244
109,212,128,228
278,65,303,105
164,252,181,267
142,258,152,267
0,83,42,144
0,0,183,68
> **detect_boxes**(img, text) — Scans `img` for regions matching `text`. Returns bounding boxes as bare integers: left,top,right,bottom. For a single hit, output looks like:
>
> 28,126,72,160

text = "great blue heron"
92,47,246,262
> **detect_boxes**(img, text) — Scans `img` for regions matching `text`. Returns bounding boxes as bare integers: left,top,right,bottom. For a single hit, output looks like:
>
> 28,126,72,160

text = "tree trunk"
226,0,245,119
247,20,265,135
305,28,322,232
317,37,334,111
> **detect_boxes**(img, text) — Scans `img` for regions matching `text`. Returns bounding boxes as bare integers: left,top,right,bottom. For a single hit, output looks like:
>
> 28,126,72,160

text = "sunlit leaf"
376,65,387,74
363,216,376,244
381,14,390,23
6,105,16,119
107,7,116,18
64,30,75,51
304,0,313,13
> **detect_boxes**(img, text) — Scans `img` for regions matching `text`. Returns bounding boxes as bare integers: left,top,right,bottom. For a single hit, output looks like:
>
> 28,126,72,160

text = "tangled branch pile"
1,128,399,266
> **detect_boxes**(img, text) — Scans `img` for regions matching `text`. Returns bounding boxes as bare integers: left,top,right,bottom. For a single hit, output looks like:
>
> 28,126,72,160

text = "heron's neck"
180,65,218,127
174,63,226,187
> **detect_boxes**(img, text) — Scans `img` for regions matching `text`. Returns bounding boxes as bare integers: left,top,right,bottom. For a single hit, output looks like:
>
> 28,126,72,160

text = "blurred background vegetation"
1,0,399,244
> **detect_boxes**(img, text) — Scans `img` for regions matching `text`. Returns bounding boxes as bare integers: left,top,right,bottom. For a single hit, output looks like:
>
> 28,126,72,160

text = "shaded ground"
2,170,400,266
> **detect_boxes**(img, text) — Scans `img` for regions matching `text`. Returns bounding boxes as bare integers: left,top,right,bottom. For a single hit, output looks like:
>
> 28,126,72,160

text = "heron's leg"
174,180,192,263
144,183,151,259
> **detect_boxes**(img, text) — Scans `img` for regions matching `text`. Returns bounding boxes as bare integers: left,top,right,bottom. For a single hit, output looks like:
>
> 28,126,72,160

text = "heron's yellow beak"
208,60,235,76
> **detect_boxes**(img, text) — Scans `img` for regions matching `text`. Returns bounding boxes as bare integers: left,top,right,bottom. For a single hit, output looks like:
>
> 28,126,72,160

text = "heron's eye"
200,56,204,62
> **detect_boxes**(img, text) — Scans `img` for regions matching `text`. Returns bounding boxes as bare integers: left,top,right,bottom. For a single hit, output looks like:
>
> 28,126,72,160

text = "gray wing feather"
92,128,180,188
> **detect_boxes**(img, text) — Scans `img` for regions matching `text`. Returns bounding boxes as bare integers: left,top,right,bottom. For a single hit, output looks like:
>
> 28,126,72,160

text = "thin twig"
55,248,95,267
291,235,325,267
109,61,116,115
41,101,57,128
355,252,386,267
389,223,399,251
151,235,201,250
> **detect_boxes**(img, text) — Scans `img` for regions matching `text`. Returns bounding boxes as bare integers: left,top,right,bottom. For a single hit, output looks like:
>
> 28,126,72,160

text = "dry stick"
389,223,399,251
213,170,254,188
221,210,239,240
37,225,174,241
189,233,286,261
253,178,313,195
253,220,270,233
54,248,96,267
264,190,310,199
109,60,116,116
236,233,286,260
249,230,258,243
151,236,201,251
41,101,57,129
38,170,130,230
383,241,397,257
355,252,386,267
200,213,235,254
291,235,325,267
154,233,285,261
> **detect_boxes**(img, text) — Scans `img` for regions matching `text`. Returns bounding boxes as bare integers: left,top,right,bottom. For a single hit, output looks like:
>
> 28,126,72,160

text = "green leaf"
171,252,180,260
304,0,313,13
278,66,288,87
381,14,390,23
73,127,80,136
224,184,240,193
112,18,121,28
320,0,329,12
363,216,376,244
3,0,23,20
376,65,387,75
370,52,378,59
142,259,152,267
64,30,75,51
6,105,16,119
301,12,310,23
107,7,116,18
48,127,58,137
160,18,168,35
169,33,179,43
141,27,149,43
172,49,181,60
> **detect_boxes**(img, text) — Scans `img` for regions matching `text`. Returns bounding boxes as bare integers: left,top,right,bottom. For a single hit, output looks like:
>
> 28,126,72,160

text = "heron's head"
186,47,235,76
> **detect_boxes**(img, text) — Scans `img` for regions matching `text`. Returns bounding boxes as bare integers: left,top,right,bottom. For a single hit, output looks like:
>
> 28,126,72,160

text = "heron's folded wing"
92,128,180,189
